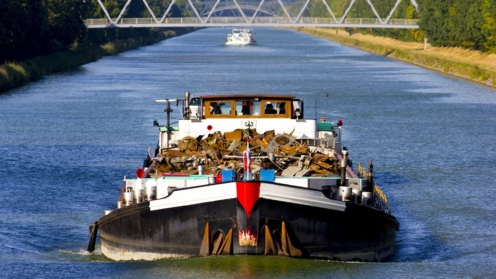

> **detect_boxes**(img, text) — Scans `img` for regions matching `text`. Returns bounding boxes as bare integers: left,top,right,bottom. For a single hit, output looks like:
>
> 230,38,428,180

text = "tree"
46,0,88,51
481,0,496,53
0,0,49,62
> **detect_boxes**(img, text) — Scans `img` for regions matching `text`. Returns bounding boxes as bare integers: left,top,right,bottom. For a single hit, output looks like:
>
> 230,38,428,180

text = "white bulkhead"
176,118,317,141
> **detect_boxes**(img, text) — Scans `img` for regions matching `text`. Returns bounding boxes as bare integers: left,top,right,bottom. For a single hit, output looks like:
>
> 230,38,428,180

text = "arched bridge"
85,0,420,29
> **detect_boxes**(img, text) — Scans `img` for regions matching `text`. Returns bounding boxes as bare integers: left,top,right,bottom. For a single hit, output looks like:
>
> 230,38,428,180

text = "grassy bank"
0,30,181,93
298,28,496,89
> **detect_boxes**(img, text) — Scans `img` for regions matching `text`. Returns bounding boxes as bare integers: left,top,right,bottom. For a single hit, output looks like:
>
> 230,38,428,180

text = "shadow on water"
80,255,388,279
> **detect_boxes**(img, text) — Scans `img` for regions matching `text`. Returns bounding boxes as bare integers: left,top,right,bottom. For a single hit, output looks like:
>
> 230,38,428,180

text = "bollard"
145,184,157,201
362,192,372,206
134,180,144,204
340,150,348,186
124,187,134,206
338,186,352,201
352,189,362,204
367,161,375,193
208,176,216,184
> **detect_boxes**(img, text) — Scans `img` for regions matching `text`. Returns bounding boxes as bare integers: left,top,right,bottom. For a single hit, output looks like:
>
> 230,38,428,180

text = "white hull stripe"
260,182,345,212
149,182,345,212
149,183,237,212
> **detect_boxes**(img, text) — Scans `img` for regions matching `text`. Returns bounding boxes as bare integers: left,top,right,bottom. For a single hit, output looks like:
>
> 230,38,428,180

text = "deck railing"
294,137,335,148
357,162,390,213
295,138,335,148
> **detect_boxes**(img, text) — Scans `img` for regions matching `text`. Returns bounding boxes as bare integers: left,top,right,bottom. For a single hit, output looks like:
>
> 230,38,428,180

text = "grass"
4,28,494,92
0,30,180,93
297,28,496,89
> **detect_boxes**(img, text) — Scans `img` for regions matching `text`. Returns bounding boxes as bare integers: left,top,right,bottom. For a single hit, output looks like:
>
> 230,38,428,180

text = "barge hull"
99,186,397,261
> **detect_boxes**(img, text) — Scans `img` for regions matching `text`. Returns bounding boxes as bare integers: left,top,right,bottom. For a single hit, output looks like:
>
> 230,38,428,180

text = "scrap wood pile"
152,128,340,178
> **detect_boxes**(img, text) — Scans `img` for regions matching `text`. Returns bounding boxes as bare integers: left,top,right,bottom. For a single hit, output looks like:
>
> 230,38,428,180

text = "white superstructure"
155,93,341,152
225,29,256,46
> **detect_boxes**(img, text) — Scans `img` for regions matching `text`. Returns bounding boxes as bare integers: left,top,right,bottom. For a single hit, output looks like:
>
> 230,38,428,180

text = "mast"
155,98,180,148
154,92,190,148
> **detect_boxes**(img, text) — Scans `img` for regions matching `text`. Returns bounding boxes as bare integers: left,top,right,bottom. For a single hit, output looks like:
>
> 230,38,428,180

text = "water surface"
1,28,495,278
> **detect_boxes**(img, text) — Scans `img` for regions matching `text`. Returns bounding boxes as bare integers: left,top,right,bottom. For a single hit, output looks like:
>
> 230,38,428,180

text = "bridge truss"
86,0,420,29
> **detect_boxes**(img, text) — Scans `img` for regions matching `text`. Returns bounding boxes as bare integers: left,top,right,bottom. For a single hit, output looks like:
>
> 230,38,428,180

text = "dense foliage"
307,0,496,53
1,0,496,63
419,0,496,53
0,0,184,63
351,0,422,42
0,0,89,62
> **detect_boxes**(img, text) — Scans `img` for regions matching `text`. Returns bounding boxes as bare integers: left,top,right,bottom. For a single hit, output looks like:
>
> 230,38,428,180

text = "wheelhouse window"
261,101,289,116
235,100,260,116
205,100,233,117
203,97,295,118
246,100,288,117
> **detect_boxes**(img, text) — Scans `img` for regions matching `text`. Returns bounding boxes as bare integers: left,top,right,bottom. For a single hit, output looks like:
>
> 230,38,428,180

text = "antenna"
155,98,182,148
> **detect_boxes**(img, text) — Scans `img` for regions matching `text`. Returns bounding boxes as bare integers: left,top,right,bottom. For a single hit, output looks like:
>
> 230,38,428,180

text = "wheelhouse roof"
192,93,296,100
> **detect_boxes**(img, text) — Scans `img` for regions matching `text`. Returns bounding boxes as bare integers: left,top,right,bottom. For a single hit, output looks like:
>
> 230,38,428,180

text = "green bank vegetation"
2,1,496,91
298,28,496,88
308,0,423,42
301,0,496,88
0,0,191,93
306,0,496,54
0,30,180,93
0,0,189,63
419,0,496,53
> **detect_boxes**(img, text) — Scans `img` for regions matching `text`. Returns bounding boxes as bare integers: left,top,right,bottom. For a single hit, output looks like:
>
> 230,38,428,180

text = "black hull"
99,187,398,262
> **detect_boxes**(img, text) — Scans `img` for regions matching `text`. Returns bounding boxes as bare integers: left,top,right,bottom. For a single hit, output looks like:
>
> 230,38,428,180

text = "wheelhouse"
189,94,304,120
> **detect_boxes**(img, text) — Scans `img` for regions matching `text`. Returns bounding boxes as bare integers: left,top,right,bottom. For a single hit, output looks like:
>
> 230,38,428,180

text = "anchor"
263,225,277,256
199,221,301,257
263,221,302,257
199,223,233,256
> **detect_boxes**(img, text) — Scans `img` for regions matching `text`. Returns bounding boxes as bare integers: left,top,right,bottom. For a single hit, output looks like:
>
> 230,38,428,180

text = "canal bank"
298,28,496,89
0,29,194,93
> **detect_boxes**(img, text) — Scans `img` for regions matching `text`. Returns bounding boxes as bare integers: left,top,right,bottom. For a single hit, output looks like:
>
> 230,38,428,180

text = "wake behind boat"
225,29,256,46
87,92,399,262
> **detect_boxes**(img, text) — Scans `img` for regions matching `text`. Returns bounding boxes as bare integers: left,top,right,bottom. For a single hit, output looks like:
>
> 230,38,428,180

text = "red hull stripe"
236,181,261,218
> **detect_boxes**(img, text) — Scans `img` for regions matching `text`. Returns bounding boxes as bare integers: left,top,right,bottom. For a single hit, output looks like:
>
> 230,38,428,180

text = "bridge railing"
85,17,419,27
85,18,113,25
389,19,420,25
343,18,419,25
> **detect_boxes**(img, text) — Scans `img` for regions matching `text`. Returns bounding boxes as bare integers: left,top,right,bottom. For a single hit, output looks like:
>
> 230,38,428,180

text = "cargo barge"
87,92,399,262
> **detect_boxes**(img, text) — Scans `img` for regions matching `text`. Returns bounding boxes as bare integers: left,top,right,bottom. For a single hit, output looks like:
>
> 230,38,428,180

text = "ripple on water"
0,27,495,279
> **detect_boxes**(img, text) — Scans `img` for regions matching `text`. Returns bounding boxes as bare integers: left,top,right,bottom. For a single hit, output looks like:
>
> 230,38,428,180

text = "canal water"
0,28,495,278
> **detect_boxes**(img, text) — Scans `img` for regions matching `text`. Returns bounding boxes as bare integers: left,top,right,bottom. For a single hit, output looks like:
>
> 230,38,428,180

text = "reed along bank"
0,28,194,93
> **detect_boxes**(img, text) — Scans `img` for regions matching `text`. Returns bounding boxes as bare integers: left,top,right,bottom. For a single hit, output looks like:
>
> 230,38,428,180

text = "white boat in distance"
225,29,256,46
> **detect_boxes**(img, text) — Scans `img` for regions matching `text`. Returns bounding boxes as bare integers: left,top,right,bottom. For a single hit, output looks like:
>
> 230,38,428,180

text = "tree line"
0,0,89,62
419,0,496,53
1,0,495,63
0,0,184,63
307,0,496,53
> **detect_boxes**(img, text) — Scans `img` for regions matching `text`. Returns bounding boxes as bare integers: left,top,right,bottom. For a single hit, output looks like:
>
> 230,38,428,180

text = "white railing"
84,17,419,28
